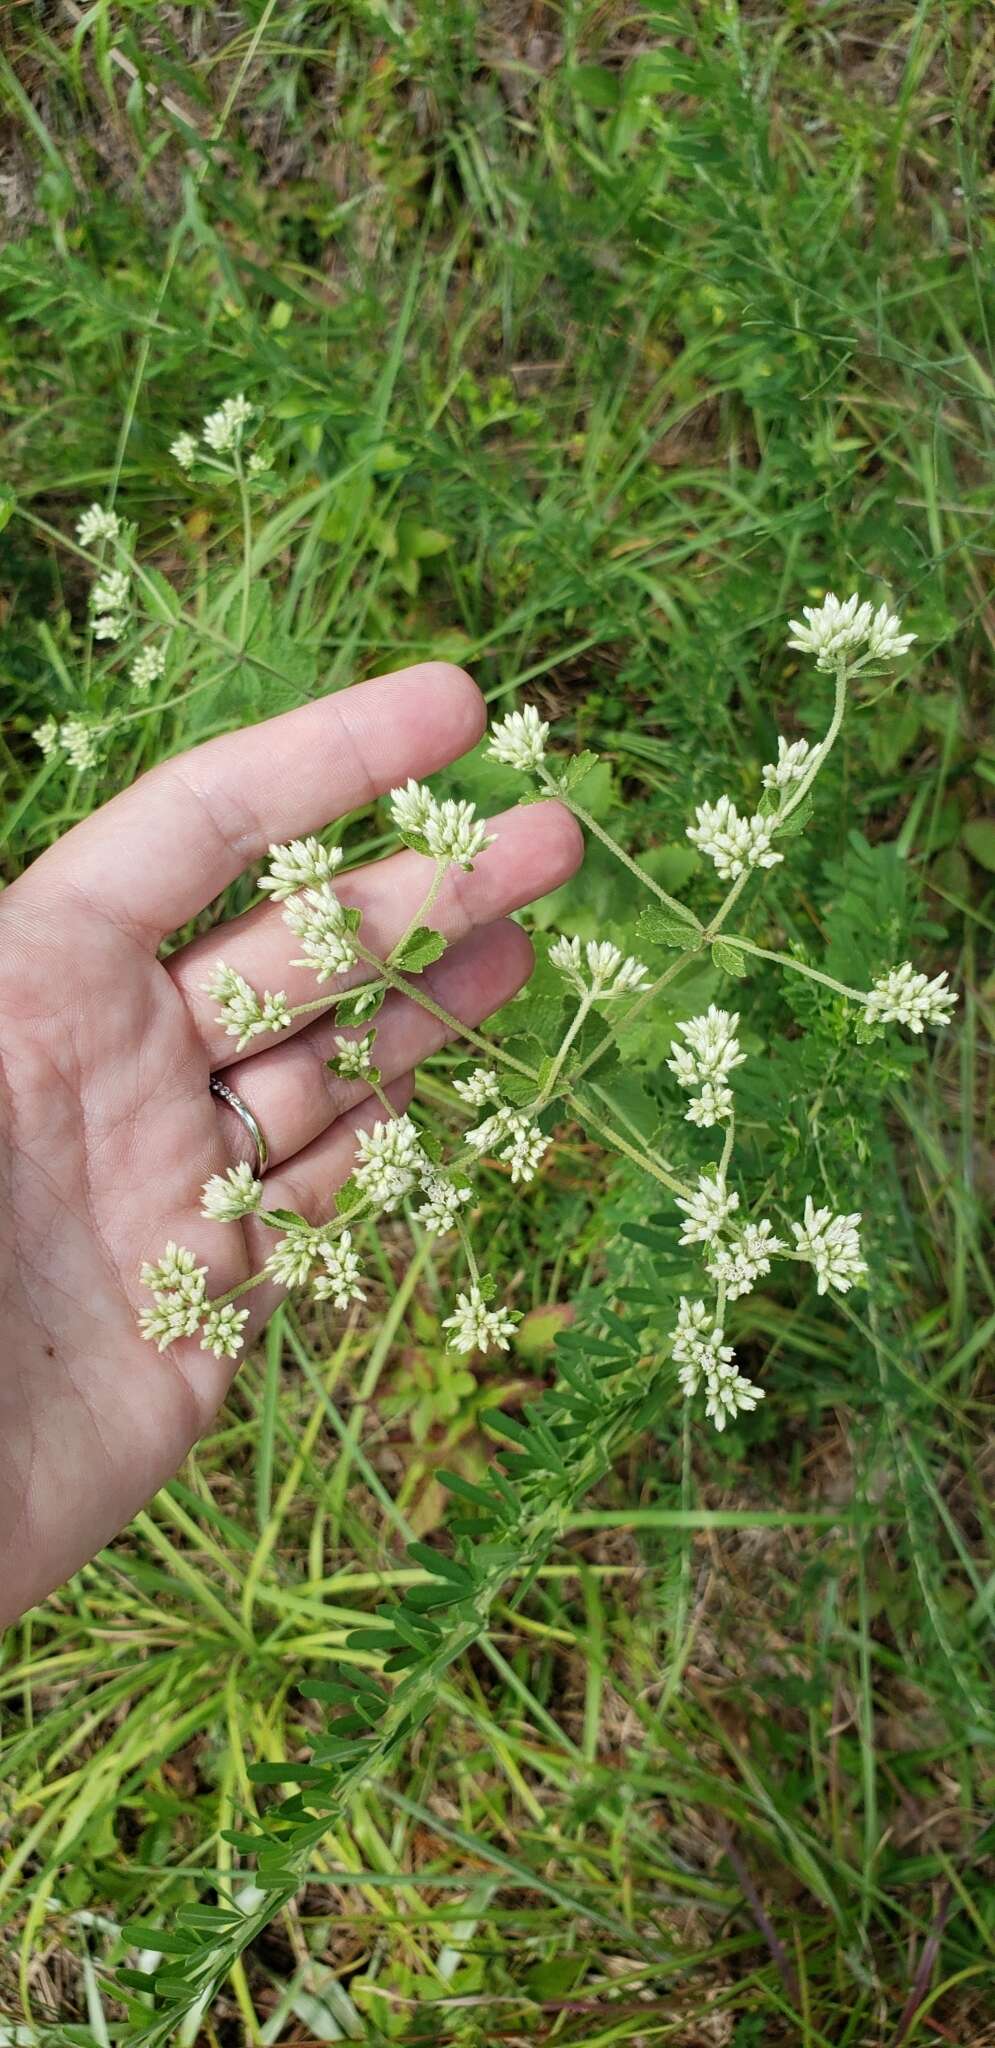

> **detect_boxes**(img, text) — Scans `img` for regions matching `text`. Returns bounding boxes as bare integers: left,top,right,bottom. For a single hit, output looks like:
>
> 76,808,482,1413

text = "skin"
0,663,583,1625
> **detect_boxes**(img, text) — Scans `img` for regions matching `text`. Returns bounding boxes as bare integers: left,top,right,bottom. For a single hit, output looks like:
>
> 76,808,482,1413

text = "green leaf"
775,795,815,838
552,749,600,794
335,983,385,1028
962,818,995,872
711,939,748,978
261,1206,309,1228
390,926,447,974
335,1175,365,1218
637,904,701,948
0,485,16,535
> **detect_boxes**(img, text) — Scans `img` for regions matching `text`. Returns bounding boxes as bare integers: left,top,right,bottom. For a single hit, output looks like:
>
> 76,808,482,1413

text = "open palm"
0,662,581,1624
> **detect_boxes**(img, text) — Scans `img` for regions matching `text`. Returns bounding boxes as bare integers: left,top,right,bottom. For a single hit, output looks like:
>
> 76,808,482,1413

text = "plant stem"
353,939,537,1079
777,659,848,827
233,449,253,651
387,859,448,963
561,1087,689,1197
535,991,593,1106
727,937,867,1002
542,771,702,927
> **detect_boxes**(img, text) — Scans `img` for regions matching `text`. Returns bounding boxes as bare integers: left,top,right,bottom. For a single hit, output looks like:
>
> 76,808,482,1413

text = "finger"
237,1076,416,1342
22,662,484,943
171,799,583,1065
211,920,533,1171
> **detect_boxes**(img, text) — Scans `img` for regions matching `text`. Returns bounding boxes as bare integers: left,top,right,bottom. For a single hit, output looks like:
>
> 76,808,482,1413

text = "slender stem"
535,991,593,1107
728,937,867,1003
543,771,702,928
457,1218,480,1287
705,870,750,940
387,859,448,964
561,1087,690,1198
286,979,384,1023
777,660,848,827
368,1075,395,1118
718,1115,736,1182
353,939,537,1079
233,449,252,650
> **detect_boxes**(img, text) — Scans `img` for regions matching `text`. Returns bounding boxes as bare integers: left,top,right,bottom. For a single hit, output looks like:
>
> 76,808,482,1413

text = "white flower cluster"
549,935,650,1000
138,1242,249,1360
171,394,258,469
130,644,167,693
312,1230,366,1311
670,1298,763,1431
259,837,344,901
707,1219,784,1299
33,716,103,772
667,1006,746,1128
762,736,812,790
487,704,549,772
90,565,131,643
787,593,916,672
76,504,121,547
675,1172,739,1247
389,780,494,870
414,1173,473,1235
443,1284,519,1355
791,1198,866,1295
201,1162,264,1222
686,794,782,882
865,962,957,1034
453,1066,500,1109
353,1114,425,1212
282,886,358,981
466,1105,550,1185
332,1031,377,1079
205,963,293,1051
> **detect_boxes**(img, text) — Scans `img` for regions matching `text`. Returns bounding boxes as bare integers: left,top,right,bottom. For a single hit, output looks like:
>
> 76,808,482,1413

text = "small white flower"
200,1303,250,1359
549,934,650,999
139,1294,206,1349
465,1106,549,1185
353,1114,425,1212
171,433,198,469
259,837,344,900
707,1220,785,1300
205,963,290,1051
202,393,254,453
865,962,957,1034
423,796,494,870
762,736,812,790
139,1242,209,1350
33,717,59,759
865,603,916,663
59,719,100,771
332,1031,376,1078
141,1242,208,1297
92,613,125,641
414,1174,473,1235
265,1222,320,1290
283,885,358,981
791,1197,866,1295
76,504,121,546
130,644,167,693
685,1081,735,1128
787,592,874,670
389,778,438,842
200,1162,264,1222
247,449,271,476
668,1297,762,1431
675,1172,740,1247
487,704,549,772
453,1066,501,1108
91,568,130,614
667,1006,746,1090
312,1230,366,1311
687,794,783,881
443,1282,519,1355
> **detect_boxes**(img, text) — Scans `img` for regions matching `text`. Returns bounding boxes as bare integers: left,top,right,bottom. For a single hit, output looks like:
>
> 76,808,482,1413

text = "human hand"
0,663,582,1624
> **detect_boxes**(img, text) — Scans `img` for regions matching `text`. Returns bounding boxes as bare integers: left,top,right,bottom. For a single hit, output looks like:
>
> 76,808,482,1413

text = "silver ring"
210,1074,269,1175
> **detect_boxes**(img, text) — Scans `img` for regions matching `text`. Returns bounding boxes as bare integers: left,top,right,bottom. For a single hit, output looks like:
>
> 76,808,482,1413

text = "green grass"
2,2,995,2042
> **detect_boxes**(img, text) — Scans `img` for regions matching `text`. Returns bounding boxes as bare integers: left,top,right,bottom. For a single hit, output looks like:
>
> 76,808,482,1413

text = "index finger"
23,662,484,943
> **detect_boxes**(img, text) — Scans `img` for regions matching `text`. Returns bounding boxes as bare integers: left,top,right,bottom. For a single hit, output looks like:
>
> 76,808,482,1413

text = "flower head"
423,796,493,870
865,962,957,1034
91,568,130,615
139,1242,208,1350
669,1298,762,1432
465,1106,550,1185
200,1162,264,1222
787,592,915,672
667,1007,746,1090
202,394,254,453
76,504,121,546
675,1172,739,1247
762,736,812,790
453,1066,501,1109
687,795,783,881
389,778,437,842
707,1219,785,1300
312,1230,366,1311
332,1031,377,1079
443,1282,519,1355
205,963,292,1051
353,1114,426,1212
791,1197,866,1295
59,719,101,772
130,644,167,693
33,717,59,759
414,1174,473,1235
283,885,358,980
260,837,344,900
200,1303,250,1360
488,704,549,772
171,432,198,470
549,934,650,999
265,1221,320,1290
